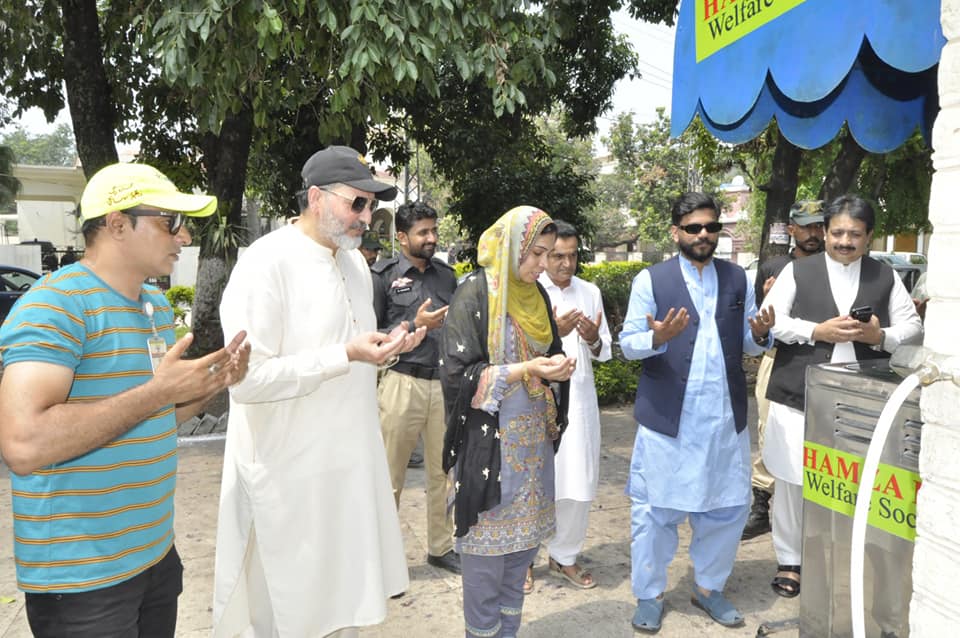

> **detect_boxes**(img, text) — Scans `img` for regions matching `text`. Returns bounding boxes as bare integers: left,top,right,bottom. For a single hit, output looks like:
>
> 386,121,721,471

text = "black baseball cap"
301,146,398,201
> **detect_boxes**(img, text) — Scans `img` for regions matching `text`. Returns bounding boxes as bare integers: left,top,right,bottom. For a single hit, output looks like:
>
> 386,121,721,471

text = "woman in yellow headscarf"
441,205,576,638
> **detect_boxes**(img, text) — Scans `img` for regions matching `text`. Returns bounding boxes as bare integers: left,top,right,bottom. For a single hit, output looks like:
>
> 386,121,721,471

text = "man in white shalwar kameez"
213,146,426,638
536,220,610,591
761,195,921,600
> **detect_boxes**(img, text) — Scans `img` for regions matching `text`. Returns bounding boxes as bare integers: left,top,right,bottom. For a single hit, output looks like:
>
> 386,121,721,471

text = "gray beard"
332,233,361,251
320,211,363,250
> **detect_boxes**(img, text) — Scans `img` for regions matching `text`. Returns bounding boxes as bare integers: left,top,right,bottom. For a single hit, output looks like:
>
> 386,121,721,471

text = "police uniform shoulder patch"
370,256,398,274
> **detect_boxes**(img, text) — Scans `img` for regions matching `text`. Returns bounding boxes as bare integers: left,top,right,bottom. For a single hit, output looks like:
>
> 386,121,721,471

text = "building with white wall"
910,3,960,634
8,164,86,249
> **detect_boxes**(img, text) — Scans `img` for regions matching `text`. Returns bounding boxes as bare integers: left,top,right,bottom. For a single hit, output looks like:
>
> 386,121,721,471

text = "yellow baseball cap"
80,163,218,220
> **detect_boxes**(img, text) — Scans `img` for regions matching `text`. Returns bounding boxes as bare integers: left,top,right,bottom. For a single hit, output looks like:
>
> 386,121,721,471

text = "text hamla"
803,444,921,505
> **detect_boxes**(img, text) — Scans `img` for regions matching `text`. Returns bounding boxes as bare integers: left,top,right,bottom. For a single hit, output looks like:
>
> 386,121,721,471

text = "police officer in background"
360,230,383,266
371,201,461,574
743,200,825,541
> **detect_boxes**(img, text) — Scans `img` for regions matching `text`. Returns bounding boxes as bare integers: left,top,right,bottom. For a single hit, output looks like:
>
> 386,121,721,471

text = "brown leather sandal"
549,557,597,589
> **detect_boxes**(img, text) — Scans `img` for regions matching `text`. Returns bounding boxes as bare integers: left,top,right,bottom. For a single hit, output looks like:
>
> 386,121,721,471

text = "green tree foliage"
599,109,726,254
857,132,933,235
142,0,602,218
165,285,195,325
0,145,19,210
443,131,597,258
592,357,644,405
413,148,454,216
1,1,639,353
0,0,125,176
580,260,648,330
0,100,17,212
535,110,599,181
0,123,77,166
625,0,681,25
589,167,636,249
142,0,637,352
720,124,932,254
397,1,636,256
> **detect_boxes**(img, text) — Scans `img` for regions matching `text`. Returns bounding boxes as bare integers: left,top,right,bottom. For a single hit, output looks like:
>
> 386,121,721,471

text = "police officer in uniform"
371,201,460,574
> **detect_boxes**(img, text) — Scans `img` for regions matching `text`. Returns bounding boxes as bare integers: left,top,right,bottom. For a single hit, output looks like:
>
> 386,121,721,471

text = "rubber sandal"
691,587,744,627
631,596,664,633
523,564,534,595
548,557,597,589
771,564,801,598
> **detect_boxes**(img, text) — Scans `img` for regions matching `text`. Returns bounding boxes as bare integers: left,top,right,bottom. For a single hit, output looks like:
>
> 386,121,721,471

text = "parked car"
0,265,41,325
870,252,923,292
893,251,928,272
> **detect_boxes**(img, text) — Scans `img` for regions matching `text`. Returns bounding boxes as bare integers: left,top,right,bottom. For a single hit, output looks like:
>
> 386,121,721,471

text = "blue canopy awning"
671,0,944,152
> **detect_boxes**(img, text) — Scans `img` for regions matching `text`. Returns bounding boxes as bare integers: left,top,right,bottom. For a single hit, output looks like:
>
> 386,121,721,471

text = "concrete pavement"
0,404,800,637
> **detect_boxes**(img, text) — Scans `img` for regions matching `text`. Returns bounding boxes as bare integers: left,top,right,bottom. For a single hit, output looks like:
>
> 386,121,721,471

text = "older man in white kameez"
213,146,425,638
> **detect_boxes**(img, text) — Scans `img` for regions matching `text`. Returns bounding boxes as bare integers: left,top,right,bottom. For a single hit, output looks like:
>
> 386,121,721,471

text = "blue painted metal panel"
670,0,944,151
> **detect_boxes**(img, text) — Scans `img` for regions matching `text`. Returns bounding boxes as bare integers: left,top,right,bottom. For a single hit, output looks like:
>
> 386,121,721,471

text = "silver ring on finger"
208,363,221,375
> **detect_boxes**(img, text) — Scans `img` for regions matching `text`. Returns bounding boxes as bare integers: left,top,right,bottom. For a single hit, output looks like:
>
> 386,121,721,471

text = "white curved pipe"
850,372,921,638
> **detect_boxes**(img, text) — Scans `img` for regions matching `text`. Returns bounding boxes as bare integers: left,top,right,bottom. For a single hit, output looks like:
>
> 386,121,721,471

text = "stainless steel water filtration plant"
800,361,921,638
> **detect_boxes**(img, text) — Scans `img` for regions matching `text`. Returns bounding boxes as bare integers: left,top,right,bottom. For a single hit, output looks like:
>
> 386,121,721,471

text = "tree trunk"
189,104,254,356
818,128,867,203
59,0,118,177
190,255,232,355
758,129,803,265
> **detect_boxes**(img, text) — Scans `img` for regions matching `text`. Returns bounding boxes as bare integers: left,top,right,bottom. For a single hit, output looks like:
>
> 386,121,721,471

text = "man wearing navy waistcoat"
619,192,774,632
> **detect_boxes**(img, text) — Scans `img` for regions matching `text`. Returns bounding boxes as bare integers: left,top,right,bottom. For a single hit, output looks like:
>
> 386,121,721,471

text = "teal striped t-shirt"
0,264,177,593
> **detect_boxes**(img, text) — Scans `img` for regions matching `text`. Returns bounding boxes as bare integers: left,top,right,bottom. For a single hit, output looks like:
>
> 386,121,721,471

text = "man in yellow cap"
0,162,251,638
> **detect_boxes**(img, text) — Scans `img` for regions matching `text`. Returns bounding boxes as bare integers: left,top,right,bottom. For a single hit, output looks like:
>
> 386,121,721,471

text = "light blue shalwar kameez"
620,257,769,599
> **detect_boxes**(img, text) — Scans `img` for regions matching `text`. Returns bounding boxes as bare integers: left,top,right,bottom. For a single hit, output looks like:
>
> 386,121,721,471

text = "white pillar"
911,1,960,634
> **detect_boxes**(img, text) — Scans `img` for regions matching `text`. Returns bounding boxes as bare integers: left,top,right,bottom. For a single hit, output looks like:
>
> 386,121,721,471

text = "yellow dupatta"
477,205,554,364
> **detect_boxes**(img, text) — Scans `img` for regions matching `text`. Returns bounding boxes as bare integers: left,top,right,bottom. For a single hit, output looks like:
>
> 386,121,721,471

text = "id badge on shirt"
143,301,167,373
147,335,167,373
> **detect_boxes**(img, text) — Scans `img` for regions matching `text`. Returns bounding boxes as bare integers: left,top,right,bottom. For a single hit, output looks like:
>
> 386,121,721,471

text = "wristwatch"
588,337,602,351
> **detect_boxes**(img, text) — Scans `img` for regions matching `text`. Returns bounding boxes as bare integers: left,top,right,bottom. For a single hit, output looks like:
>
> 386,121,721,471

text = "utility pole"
403,141,421,203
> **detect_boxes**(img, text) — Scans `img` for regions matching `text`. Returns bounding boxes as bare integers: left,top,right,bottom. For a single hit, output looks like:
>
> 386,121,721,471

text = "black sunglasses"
124,208,185,235
678,221,723,234
318,187,378,214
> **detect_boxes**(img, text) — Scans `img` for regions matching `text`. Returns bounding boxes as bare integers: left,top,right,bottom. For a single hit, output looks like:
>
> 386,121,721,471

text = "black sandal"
771,564,801,598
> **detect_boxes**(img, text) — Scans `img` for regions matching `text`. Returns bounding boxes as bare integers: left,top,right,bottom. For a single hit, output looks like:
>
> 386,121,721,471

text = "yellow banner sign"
695,0,809,62
802,441,921,543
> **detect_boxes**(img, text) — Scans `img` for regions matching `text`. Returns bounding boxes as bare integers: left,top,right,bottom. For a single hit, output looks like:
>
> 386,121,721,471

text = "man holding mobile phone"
759,195,922,599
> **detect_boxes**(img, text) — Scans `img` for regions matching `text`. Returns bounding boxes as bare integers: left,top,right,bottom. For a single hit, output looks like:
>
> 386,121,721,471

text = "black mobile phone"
850,305,873,322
